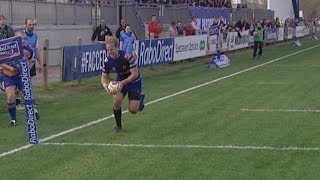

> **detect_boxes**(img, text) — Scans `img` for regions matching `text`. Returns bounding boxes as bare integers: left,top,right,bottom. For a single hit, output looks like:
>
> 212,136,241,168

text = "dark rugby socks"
113,108,122,129
7,102,16,120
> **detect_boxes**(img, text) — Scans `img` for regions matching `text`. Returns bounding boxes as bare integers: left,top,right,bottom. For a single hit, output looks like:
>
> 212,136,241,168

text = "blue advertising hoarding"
0,36,24,64
62,43,106,82
189,6,230,33
136,38,174,67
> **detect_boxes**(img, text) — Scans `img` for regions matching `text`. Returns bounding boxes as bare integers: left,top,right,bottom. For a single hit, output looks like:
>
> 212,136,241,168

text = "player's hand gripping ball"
107,81,120,95
253,31,258,36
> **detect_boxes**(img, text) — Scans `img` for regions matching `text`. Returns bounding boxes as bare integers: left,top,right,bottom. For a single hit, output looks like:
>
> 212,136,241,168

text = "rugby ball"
107,81,120,94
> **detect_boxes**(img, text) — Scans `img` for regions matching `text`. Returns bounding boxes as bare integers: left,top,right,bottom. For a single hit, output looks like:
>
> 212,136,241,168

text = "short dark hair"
25,18,33,25
0,14,6,19
124,24,131,29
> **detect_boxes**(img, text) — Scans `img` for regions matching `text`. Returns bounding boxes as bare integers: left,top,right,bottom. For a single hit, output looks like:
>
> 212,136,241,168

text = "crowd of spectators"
134,0,232,7
50,0,246,8
160,15,320,39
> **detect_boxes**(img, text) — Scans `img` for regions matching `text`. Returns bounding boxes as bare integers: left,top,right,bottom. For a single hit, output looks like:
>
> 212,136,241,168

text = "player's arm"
101,58,112,92
119,35,124,50
0,64,16,72
101,72,112,92
120,67,139,87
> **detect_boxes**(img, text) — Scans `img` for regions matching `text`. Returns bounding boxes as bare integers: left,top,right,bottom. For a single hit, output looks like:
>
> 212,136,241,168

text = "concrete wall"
269,0,294,20
13,25,117,66
35,25,93,66
301,0,320,18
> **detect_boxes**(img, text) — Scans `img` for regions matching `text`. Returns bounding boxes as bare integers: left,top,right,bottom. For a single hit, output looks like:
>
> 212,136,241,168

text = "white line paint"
241,108,320,113
41,142,320,152
0,44,319,159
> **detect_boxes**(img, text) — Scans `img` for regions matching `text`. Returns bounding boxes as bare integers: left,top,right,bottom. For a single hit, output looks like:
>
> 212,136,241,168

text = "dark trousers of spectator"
253,41,263,58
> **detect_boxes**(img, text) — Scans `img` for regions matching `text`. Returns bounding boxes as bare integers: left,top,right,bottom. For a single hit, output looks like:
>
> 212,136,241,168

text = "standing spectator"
168,21,178,37
176,21,184,36
24,17,41,119
243,18,251,30
235,17,245,38
0,15,14,40
91,19,113,42
24,18,42,79
183,22,196,36
115,19,126,39
191,16,200,35
119,24,136,54
224,0,232,8
147,15,162,39
252,22,265,60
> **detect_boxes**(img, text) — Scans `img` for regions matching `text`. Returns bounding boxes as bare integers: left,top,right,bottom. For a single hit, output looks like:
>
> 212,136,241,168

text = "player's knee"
112,100,122,107
129,107,138,114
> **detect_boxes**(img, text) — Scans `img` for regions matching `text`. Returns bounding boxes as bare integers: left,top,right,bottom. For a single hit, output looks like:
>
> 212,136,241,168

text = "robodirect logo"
21,60,32,101
0,43,18,57
138,39,174,66
26,104,37,144
20,60,38,144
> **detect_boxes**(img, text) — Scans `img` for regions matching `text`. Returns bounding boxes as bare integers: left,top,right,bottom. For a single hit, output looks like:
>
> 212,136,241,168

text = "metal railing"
0,0,93,25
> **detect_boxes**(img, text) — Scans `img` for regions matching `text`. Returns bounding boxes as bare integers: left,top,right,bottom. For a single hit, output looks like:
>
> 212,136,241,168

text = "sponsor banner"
296,26,305,38
248,33,254,46
173,35,207,61
277,28,284,41
228,32,237,51
229,31,249,50
0,36,24,64
189,6,229,33
304,27,310,36
266,28,277,42
62,43,106,82
19,58,38,144
288,28,294,39
208,33,229,54
137,38,174,67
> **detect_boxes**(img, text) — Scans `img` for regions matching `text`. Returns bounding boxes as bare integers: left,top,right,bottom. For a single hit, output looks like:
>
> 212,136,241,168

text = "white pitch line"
41,142,320,152
241,109,320,113
0,44,319,159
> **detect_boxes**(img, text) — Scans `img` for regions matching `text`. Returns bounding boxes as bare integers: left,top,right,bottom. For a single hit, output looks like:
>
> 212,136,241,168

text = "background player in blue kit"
101,36,144,133
119,24,136,54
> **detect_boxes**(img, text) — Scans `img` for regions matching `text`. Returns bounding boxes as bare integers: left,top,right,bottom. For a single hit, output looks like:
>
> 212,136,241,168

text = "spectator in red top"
147,15,162,39
183,22,196,36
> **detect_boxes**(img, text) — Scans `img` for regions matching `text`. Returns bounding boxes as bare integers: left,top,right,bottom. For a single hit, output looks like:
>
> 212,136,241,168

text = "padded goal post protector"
0,36,38,144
